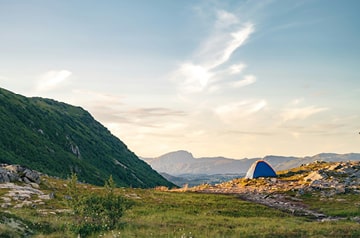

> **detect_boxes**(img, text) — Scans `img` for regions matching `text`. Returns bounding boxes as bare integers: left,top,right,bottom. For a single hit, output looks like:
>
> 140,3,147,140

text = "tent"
245,160,277,179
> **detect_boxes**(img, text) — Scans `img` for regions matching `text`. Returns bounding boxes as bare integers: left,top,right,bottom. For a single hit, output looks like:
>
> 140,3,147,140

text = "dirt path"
237,192,334,221
193,187,341,221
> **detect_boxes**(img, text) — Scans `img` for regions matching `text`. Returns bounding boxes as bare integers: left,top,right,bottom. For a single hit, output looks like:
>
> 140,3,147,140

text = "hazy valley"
143,150,360,186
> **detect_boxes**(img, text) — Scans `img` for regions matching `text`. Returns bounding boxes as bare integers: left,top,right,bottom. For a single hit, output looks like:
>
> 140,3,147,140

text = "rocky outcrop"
188,161,360,221
0,164,41,184
0,165,53,209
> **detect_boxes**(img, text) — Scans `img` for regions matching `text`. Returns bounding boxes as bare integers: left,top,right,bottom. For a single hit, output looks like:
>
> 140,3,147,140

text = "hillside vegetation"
0,87,173,188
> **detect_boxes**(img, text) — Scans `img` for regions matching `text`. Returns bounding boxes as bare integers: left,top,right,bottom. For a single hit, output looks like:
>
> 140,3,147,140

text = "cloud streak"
200,22,254,69
232,75,256,88
172,10,255,94
215,99,267,123
281,106,329,122
36,70,72,92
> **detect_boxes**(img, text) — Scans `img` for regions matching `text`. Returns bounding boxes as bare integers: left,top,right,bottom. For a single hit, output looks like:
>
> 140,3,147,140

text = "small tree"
105,175,115,196
67,173,81,212
66,174,131,236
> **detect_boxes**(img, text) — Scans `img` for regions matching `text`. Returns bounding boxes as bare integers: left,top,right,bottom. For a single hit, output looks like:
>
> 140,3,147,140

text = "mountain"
142,150,255,175
0,87,173,188
143,150,360,185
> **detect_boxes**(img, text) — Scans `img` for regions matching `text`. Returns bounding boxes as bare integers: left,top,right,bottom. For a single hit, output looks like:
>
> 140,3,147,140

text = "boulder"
304,171,324,182
0,164,41,184
23,169,40,184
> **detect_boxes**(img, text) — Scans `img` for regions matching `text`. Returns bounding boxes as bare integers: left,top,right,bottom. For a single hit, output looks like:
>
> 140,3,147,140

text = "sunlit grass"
1,175,360,237
300,192,360,217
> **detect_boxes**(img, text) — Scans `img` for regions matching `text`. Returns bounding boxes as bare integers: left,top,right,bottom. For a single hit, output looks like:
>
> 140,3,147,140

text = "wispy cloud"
228,63,246,75
215,10,239,28
215,99,267,123
36,70,72,92
200,22,254,69
232,74,256,88
174,63,213,93
281,106,329,122
172,9,255,94
129,108,187,118
70,89,186,127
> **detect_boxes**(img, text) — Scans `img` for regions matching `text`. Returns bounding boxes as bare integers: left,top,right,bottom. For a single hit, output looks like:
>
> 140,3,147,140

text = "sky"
1,0,360,159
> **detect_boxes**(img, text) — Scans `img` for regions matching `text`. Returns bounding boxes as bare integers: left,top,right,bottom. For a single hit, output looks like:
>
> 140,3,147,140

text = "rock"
8,172,20,182
304,171,324,182
0,164,40,184
5,165,23,173
328,163,342,171
1,203,11,208
335,186,346,194
23,169,40,184
39,194,51,200
23,177,31,184
0,173,10,183
30,183,40,189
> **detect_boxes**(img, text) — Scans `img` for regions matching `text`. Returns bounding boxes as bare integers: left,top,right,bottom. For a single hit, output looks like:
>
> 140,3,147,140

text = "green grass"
1,176,360,237
112,190,360,238
300,192,360,218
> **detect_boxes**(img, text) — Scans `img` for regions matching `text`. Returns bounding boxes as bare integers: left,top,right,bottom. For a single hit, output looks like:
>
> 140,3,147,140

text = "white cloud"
281,106,329,122
228,63,246,75
36,70,72,92
232,74,256,88
212,23,254,69
215,99,267,123
215,10,239,28
174,63,213,93
200,22,254,69
172,9,255,95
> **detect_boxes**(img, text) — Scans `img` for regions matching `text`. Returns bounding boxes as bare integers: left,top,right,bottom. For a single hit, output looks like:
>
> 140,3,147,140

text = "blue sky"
1,0,359,158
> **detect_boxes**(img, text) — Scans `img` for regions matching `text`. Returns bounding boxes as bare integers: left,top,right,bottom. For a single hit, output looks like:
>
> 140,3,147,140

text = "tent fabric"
245,160,277,179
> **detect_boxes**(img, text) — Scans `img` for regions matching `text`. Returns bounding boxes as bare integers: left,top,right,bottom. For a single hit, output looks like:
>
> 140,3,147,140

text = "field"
1,175,360,238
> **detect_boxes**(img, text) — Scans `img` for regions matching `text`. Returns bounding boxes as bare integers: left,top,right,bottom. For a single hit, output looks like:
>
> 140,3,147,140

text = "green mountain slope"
0,87,173,188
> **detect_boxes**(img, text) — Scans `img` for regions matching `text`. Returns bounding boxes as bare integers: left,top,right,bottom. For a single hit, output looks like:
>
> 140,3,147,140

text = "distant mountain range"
0,87,173,188
142,150,360,186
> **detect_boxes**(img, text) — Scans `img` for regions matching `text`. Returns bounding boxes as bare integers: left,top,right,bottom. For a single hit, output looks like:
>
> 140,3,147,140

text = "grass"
112,190,360,238
300,192,360,218
1,175,360,237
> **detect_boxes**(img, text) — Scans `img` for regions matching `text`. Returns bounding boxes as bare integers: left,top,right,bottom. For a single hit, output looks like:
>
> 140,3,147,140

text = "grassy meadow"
0,176,360,237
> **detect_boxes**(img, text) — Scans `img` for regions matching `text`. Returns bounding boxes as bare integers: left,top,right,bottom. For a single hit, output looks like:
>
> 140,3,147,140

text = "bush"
67,174,131,236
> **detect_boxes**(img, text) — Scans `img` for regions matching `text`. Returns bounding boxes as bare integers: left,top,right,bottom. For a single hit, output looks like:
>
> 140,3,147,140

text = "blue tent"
245,160,277,179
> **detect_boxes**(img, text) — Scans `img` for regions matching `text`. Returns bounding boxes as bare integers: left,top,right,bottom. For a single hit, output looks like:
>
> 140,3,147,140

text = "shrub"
67,174,131,236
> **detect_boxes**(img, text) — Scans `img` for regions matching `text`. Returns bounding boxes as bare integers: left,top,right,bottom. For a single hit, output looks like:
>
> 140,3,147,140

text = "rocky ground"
0,164,53,209
188,160,360,221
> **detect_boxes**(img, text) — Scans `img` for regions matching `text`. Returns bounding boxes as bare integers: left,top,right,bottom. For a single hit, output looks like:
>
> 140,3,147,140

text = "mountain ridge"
0,87,173,188
143,150,360,176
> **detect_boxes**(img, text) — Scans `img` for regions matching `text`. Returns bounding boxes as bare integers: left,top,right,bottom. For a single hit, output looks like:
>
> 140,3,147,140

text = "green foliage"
0,87,173,188
301,193,360,218
67,175,132,236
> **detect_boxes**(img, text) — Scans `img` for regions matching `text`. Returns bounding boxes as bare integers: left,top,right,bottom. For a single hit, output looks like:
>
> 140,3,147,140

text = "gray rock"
23,169,40,184
0,173,10,183
23,177,31,184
